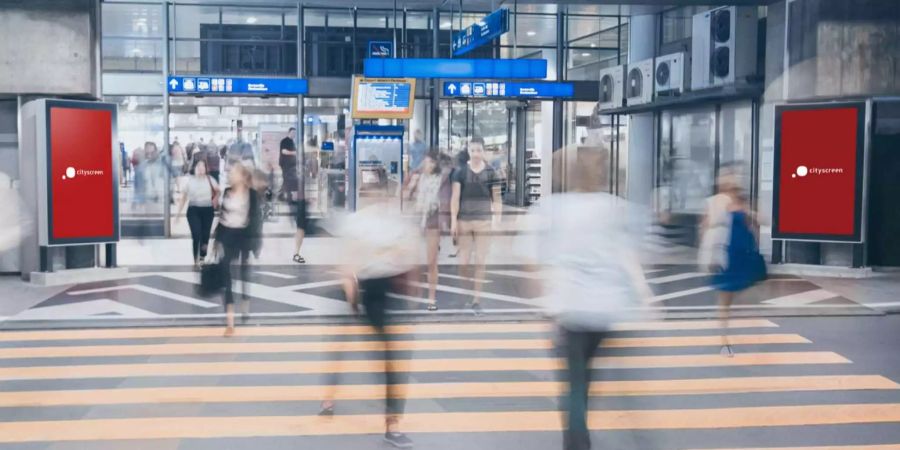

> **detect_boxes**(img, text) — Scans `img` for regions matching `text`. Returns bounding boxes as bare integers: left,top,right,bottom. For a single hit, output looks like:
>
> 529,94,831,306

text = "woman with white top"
175,159,220,265
407,151,446,311
215,162,262,337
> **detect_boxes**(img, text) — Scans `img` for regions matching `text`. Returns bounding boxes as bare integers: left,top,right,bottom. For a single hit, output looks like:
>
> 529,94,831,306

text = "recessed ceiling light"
581,52,591,57
590,43,597,47
246,17,257,24
441,22,451,28
526,31,536,36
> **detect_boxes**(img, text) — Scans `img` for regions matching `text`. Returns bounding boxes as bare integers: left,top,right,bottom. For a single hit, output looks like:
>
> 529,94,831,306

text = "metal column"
162,0,172,237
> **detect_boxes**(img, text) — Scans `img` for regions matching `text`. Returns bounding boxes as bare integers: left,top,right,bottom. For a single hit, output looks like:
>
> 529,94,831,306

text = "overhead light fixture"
246,17,257,24
526,31,536,36
581,52,591,57
441,22,451,28
590,43,597,48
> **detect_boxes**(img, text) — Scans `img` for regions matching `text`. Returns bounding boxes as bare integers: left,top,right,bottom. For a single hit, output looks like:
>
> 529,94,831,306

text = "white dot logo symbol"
62,167,76,180
792,165,808,178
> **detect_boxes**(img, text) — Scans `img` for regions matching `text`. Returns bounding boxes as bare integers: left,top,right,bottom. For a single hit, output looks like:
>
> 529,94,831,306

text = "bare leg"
718,291,734,356
294,228,305,255
426,229,440,307
224,304,235,337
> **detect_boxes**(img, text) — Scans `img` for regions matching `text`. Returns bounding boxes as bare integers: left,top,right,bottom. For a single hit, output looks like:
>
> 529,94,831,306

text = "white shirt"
338,206,420,280
521,193,649,331
220,189,250,228
185,176,218,207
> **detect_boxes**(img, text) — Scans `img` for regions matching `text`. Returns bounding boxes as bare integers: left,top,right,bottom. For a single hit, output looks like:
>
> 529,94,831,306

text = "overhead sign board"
167,76,308,95
443,81,574,99
772,102,866,242
351,76,416,119
368,41,393,58
363,58,547,79
452,8,510,56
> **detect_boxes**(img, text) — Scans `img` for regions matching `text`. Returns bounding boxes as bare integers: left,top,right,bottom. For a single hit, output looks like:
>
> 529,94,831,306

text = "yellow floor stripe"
0,334,809,360
0,352,849,381
0,319,778,342
690,446,900,450
0,375,894,408
1,404,900,442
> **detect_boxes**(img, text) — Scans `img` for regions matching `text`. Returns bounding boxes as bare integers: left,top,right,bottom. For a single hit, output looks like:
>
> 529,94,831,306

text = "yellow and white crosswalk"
0,319,898,449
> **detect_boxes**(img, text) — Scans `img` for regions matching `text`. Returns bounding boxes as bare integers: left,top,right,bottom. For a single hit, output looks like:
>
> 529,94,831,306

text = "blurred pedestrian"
320,202,419,449
407,150,445,311
522,152,652,450
215,162,262,337
450,137,501,314
701,170,766,356
408,129,427,173
119,142,130,187
0,170,27,252
175,159,219,266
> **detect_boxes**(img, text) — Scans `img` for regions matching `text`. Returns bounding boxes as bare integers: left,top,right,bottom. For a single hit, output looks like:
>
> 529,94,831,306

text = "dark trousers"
359,275,408,417
217,226,249,306
561,328,607,450
186,205,215,260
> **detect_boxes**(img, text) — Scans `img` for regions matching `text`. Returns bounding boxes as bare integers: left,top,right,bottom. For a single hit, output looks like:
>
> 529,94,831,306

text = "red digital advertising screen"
47,104,118,244
773,103,865,242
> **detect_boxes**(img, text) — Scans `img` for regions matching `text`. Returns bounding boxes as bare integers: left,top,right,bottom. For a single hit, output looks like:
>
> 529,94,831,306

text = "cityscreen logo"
61,166,105,180
790,165,844,179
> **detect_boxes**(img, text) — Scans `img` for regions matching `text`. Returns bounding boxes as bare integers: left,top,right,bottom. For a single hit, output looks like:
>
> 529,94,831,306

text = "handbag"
197,217,226,296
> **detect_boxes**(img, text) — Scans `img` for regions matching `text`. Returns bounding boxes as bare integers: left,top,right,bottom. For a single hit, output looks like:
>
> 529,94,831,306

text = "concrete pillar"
626,13,657,206
0,0,98,97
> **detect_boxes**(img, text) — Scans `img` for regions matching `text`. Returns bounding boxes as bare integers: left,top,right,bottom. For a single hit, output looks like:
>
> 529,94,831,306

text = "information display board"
443,81,574,99
45,101,119,245
351,77,416,119
167,76,308,95
773,102,866,242
452,8,509,56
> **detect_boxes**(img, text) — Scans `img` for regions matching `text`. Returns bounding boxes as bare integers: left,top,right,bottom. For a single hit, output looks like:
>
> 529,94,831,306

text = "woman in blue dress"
707,180,766,356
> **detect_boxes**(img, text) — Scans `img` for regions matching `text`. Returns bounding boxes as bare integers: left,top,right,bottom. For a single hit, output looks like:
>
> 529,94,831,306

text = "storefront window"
102,3,163,73
719,101,754,193
659,107,716,214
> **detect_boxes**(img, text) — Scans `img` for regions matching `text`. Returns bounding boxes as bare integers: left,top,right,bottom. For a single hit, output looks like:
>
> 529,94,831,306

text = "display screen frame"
351,76,417,119
44,100,120,246
772,101,867,243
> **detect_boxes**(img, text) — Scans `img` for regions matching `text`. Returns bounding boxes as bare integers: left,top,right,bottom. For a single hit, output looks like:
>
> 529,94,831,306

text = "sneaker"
384,432,413,449
466,301,483,316
426,303,438,312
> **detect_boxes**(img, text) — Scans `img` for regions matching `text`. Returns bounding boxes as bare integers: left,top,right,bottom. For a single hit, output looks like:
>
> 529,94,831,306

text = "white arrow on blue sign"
169,79,178,89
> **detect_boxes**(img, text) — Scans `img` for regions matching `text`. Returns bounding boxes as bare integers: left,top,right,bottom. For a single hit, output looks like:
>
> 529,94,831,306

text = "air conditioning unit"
655,52,691,97
625,58,654,106
598,65,625,111
691,6,758,91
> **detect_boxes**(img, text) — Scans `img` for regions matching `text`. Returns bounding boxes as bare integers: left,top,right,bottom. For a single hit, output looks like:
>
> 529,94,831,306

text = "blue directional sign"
368,41,393,58
452,8,510,56
167,76,308,95
364,58,547,79
443,81,574,99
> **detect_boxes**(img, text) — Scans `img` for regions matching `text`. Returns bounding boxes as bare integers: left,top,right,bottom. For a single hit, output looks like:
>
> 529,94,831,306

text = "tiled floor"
0,316,898,449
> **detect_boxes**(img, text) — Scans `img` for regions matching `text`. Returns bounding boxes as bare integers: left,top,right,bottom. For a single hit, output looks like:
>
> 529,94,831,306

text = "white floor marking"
280,279,344,291
406,281,542,306
254,271,296,280
13,299,158,320
485,270,544,280
646,272,707,284
762,288,840,306
436,273,493,284
67,284,218,308
154,272,351,314
649,286,717,303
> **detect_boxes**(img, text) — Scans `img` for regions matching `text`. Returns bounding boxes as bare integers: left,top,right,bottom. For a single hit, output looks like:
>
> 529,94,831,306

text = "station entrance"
438,99,549,207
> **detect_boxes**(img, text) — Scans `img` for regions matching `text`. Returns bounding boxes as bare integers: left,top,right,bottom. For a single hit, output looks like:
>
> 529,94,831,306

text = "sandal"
293,254,306,264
